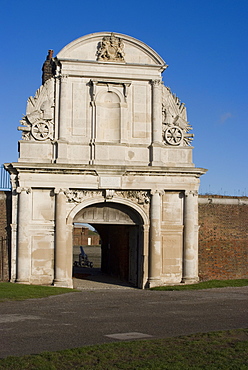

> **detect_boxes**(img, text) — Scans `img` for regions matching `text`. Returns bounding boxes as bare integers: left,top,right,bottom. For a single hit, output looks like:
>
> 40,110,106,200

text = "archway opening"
72,202,144,287
73,223,101,270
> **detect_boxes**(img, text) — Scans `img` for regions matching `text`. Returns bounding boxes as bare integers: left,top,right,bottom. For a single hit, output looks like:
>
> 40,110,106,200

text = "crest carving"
97,33,125,62
18,79,54,141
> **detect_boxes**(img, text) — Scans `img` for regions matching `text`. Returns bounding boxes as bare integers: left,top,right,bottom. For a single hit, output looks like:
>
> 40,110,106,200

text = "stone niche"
6,32,207,288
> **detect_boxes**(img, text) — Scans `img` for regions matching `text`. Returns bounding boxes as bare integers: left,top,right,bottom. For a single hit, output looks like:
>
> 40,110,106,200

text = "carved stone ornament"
64,189,150,213
18,79,54,141
65,190,103,203
116,191,150,206
31,120,53,141
97,33,125,62
164,126,183,146
162,86,194,146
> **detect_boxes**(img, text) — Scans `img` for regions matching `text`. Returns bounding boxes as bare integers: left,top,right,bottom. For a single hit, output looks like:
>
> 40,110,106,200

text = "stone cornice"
5,162,207,178
58,58,165,68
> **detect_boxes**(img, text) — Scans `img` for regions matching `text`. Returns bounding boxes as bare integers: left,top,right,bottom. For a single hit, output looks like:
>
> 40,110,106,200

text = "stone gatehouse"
5,32,207,288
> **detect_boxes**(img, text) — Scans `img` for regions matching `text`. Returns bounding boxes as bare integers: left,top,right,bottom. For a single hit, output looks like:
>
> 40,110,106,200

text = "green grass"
0,329,247,369
0,282,78,302
151,279,248,291
1,279,247,302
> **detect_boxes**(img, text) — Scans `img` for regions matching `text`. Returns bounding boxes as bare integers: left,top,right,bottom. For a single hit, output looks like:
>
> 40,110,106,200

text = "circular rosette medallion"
164,126,183,146
31,121,51,140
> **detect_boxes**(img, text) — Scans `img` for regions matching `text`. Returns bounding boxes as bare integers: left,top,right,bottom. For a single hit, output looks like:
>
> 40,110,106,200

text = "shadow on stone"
72,266,136,289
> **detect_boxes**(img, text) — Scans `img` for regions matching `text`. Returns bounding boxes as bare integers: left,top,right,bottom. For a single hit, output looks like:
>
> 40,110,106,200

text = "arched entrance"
73,202,144,287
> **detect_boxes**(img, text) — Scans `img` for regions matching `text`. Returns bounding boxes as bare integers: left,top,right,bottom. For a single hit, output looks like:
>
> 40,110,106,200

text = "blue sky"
0,0,247,195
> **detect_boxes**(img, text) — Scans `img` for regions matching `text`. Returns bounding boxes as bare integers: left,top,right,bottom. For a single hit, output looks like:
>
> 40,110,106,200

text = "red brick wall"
198,195,248,281
73,227,100,246
0,191,11,281
0,192,10,238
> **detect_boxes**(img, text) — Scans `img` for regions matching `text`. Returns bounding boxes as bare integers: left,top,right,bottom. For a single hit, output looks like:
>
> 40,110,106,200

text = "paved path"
72,268,136,290
0,286,247,358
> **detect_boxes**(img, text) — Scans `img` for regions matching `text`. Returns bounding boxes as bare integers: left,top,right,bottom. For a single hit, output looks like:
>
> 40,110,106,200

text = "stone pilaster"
58,75,68,140
148,189,164,287
16,187,31,284
150,80,162,165
182,190,199,283
151,80,162,143
56,75,68,162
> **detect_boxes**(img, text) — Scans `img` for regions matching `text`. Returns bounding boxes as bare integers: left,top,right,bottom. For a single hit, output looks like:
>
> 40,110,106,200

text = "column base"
15,279,30,285
181,277,199,284
149,143,163,166
146,277,163,288
55,140,69,163
53,278,73,289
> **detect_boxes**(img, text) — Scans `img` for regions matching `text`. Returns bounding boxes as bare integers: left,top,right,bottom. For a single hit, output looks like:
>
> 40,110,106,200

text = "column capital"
151,79,161,86
54,188,68,195
185,190,198,197
60,74,69,82
151,189,164,196
16,187,31,194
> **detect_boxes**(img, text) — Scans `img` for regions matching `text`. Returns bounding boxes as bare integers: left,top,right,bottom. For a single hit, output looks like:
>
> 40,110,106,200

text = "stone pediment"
56,32,166,67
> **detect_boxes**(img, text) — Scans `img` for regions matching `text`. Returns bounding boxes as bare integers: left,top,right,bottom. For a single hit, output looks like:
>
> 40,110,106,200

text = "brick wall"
0,191,11,281
73,227,100,246
198,195,248,281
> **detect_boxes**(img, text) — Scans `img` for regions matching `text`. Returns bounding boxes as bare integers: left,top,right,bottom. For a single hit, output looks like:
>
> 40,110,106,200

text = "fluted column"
54,189,68,286
182,190,199,283
148,189,163,287
16,187,31,283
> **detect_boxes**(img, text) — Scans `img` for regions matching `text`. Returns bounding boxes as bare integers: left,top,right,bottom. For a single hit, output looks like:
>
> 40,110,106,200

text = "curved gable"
57,32,166,67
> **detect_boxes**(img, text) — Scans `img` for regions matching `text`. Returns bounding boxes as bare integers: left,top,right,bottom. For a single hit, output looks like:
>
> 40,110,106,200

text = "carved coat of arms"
97,33,125,62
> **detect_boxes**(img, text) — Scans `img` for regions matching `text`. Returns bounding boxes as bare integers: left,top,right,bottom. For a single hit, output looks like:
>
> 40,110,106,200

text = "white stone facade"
6,32,206,288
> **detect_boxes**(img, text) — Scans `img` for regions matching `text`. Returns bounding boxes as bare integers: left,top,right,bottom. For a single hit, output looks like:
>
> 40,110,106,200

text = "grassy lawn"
151,279,248,291
0,279,248,302
0,329,247,369
0,282,78,302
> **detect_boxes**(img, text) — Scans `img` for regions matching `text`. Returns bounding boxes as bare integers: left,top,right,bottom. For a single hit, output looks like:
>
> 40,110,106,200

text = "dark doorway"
73,202,143,287
93,223,140,286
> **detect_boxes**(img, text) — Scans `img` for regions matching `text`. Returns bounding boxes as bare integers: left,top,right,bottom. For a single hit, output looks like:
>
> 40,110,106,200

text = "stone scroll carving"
18,79,54,141
97,33,125,62
115,191,150,206
162,86,194,146
65,190,103,203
